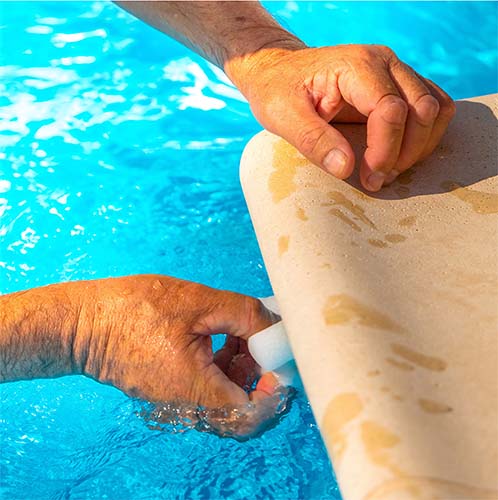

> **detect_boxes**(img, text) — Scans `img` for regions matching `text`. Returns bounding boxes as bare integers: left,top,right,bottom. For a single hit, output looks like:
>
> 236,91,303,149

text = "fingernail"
385,169,400,185
256,372,279,395
323,148,348,177
366,171,386,191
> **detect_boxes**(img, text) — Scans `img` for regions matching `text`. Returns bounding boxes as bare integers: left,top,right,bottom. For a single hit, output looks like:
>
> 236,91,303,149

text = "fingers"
339,49,455,191
418,76,456,160
214,336,258,389
269,98,356,180
199,290,278,341
253,372,280,398
360,93,408,190
385,62,441,180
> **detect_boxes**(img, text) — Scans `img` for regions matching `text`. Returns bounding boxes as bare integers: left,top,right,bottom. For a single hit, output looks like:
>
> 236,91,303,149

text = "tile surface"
241,95,498,500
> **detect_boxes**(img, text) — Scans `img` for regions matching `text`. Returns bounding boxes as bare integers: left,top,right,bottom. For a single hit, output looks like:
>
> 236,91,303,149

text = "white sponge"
249,297,302,388
248,321,293,372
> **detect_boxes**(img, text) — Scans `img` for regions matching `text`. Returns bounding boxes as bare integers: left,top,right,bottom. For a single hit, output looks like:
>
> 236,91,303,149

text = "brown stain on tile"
329,208,362,232
361,420,401,472
442,181,498,214
278,235,289,257
398,215,417,227
451,270,496,289
323,294,406,334
397,169,416,185
365,476,498,500
391,344,447,372
351,188,374,203
268,140,308,203
385,234,407,243
386,357,414,371
296,206,308,221
321,263,332,269
394,186,410,197
322,393,363,462
368,239,389,248
418,398,453,414
327,191,377,229
367,370,381,377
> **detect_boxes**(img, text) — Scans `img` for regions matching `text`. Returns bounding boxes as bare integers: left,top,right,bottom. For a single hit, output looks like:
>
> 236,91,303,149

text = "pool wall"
240,94,498,500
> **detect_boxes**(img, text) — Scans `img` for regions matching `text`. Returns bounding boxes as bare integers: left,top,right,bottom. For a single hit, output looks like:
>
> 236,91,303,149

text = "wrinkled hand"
75,275,282,436
229,44,456,192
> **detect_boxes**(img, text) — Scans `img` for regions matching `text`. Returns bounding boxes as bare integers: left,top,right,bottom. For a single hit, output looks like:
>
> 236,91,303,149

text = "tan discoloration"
321,263,332,269
365,476,498,500
451,270,497,289
385,234,407,243
419,398,453,414
329,208,362,232
367,370,381,377
351,188,374,203
278,235,289,257
442,181,498,214
361,420,401,473
323,295,406,334
296,206,308,221
327,191,377,229
391,344,447,372
322,393,363,462
398,215,417,227
368,239,388,248
268,140,308,203
386,357,414,371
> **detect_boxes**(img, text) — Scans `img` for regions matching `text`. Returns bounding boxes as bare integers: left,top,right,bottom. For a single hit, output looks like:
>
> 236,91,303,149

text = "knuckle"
246,296,277,327
244,296,265,329
414,94,440,126
379,95,408,125
374,44,396,59
295,125,327,157
439,98,457,122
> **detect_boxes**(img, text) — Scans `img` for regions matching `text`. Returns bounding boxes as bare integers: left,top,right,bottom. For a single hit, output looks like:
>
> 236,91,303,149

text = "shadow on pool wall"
0,1,496,500
338,100,498,199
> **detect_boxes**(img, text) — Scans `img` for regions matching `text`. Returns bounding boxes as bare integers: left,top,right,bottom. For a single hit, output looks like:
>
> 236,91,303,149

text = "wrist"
224,35,306,97
0,282,89,382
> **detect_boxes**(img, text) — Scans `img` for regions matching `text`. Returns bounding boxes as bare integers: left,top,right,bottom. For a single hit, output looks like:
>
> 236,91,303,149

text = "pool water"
0,2,496,499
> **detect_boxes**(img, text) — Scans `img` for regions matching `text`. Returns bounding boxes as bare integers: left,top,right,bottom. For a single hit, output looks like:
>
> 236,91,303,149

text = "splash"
140,386,293,441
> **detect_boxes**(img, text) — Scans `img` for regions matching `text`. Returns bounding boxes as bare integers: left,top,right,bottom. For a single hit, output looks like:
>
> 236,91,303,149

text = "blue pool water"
0,2,496,499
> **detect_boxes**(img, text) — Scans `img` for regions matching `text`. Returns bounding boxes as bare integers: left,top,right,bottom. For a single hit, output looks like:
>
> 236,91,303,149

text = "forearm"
115,1,305,85
0,283,90,382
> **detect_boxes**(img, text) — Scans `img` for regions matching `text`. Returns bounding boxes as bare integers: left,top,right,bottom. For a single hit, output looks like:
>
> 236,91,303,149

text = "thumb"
270,99,356,179
197,291,279,341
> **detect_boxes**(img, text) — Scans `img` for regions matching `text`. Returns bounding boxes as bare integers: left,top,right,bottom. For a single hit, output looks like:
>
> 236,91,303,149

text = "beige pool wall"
241,94,498,500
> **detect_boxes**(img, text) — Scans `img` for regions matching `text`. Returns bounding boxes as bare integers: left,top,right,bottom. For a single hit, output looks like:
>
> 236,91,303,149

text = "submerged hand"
228,44,456,192
0,275,283,438
77,275,284,435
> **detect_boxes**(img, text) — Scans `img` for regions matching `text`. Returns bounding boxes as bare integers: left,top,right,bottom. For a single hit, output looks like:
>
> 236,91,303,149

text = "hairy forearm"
0,283,91,382
115,1,305,81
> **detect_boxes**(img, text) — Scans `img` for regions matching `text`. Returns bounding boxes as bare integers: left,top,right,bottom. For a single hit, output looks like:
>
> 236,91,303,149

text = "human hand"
227,44,456,192
73,275,283,436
